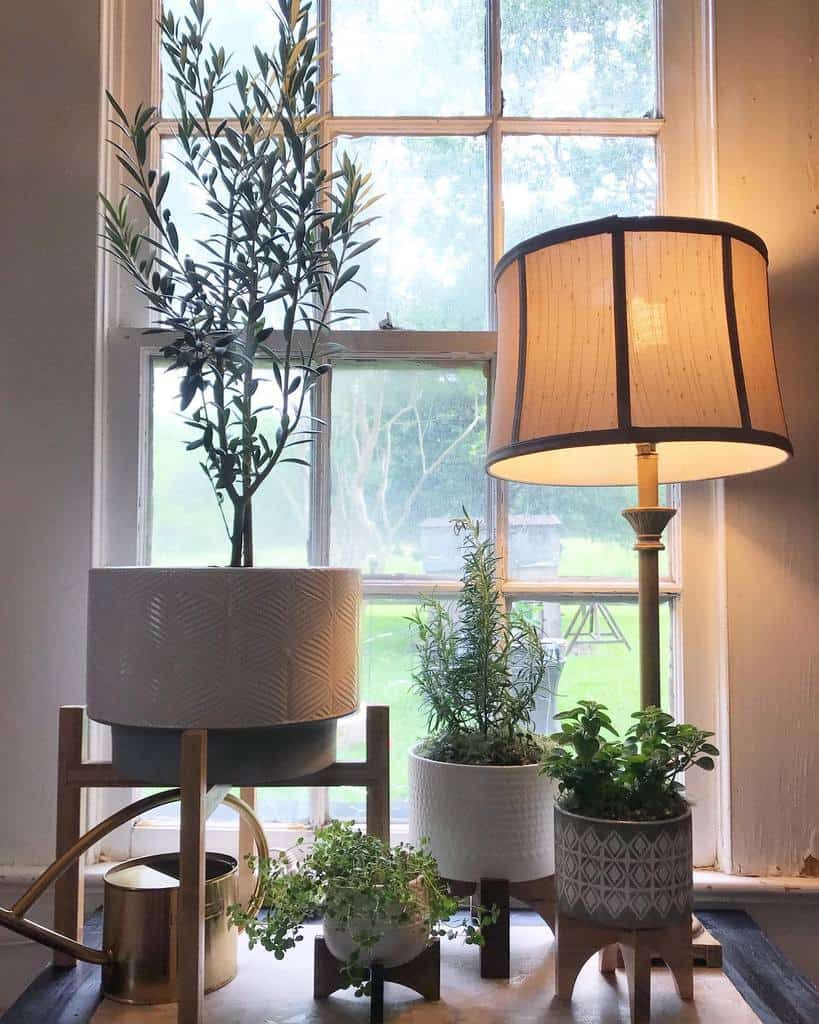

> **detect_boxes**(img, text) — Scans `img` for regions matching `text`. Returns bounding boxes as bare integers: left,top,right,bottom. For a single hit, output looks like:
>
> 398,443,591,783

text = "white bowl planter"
86,567,360,783
408,747,555,883
323,915,429,969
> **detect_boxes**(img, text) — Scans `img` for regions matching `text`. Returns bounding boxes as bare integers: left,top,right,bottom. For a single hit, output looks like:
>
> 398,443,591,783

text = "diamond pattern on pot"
554,809,693,929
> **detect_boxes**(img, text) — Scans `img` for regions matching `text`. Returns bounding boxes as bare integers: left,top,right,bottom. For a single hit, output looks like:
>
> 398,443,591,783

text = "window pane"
255,787,310,824
160,140,286,326
503,135,656,249
508,485,672,579
514,599,673,737
500,0,657,117
160,1,301,118
336,136,489,329
141,785,310,824
150,360,310,567
332,599,434,822
332,0,486,115
330,363,487,572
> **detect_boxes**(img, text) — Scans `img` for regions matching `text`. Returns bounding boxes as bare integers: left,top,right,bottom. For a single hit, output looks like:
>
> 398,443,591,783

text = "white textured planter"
408,748,555,883
86,567,360,783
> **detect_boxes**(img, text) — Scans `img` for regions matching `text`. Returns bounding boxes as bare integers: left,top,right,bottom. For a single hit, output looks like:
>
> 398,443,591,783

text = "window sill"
694,870,819,904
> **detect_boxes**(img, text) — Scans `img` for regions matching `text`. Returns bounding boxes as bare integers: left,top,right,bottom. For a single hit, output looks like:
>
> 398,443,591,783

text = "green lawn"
317,591,672,822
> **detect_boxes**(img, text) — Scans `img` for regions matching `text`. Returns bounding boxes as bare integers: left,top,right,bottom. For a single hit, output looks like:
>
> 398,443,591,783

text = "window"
100,0,720,862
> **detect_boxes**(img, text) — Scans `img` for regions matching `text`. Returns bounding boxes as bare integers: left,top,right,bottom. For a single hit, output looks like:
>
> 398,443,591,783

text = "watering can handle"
0,789,269,964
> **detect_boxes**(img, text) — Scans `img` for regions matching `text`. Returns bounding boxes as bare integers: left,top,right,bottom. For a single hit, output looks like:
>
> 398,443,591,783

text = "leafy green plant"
228,820,493,995
541,701,719,821
100,0,377,566
409,514,560,766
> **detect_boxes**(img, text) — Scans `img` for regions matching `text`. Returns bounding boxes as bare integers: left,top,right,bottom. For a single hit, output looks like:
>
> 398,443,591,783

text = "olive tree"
100,0,377,566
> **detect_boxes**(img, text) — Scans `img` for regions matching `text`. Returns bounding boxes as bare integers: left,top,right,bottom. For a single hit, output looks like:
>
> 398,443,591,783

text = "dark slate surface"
697,909,819,1024
3,908,818,1024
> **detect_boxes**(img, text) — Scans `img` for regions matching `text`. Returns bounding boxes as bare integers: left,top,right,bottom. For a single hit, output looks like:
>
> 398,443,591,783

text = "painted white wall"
0,2,100,863
0,0,100,1008
714,0,819,879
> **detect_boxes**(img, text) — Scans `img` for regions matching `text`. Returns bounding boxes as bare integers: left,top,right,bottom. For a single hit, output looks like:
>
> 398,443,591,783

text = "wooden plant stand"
52,704,391,1024
555,909,694,1024
446,875,555,979
314,936,440,1023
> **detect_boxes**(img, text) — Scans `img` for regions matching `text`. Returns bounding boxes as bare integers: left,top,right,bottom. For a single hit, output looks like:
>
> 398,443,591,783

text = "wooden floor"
88,918,760,1024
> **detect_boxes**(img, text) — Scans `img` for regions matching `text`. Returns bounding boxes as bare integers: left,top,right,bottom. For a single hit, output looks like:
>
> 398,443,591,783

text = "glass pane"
159,139,203,266
255,787,310,823
503,135,657,249
514,599,673,737
330,363,487,572
508,484,672,579
160,1,300,118
140,785,310,824
150,360,310,567
332,0,486,115
160,140,286,326
500,0,657,117
332,599,435,822
335,136,489,329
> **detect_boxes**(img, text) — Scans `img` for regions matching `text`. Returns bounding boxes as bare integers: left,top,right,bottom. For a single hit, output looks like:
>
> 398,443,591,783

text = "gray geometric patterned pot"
554,805,692,929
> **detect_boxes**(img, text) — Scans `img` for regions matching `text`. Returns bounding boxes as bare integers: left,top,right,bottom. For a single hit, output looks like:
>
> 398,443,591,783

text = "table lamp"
487,215,792,708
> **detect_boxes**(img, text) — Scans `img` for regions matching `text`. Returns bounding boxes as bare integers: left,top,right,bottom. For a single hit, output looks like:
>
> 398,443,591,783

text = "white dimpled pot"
323,916,428,969
86,567,360,729
408,748,555,883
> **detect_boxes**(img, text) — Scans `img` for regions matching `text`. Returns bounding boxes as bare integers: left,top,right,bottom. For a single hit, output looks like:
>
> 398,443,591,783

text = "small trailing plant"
100,0,377,566
228,820,494,996
409,514,561,766
541,701,719,821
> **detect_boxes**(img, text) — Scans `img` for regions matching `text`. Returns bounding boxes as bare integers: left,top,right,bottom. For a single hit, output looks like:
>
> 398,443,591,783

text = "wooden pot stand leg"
555,911,694,1024
314,936,440,1024
477,876,556,979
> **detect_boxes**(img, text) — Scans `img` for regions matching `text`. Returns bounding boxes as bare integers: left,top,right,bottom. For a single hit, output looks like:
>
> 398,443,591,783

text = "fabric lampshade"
487,216,792,485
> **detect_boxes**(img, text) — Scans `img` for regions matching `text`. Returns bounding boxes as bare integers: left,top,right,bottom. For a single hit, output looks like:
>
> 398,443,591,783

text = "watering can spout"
0,905,108,964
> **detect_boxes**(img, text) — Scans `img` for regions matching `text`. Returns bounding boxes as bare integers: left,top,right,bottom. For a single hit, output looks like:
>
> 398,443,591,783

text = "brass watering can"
0,789,268,1004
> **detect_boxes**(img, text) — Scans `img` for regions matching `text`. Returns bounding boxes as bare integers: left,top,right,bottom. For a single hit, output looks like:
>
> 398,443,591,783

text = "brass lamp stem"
622,444,677,709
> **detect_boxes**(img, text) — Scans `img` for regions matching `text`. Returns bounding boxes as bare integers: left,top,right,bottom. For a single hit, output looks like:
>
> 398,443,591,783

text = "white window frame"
94,0,727,869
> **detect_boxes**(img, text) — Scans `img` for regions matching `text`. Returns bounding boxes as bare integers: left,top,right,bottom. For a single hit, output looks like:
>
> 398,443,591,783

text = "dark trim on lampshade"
486,426,794,472
721,235,752,428
511,256,528,443
611,229,632,428
494,214,769,284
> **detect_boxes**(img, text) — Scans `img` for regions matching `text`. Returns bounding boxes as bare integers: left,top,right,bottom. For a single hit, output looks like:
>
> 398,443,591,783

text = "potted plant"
228,820,491,996
407,514,561,883
543,701,719,927
90,0,378,780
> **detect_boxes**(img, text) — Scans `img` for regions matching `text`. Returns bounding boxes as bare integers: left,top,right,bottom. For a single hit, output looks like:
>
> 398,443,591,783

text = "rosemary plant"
410,514,559,765
100,0,377,566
